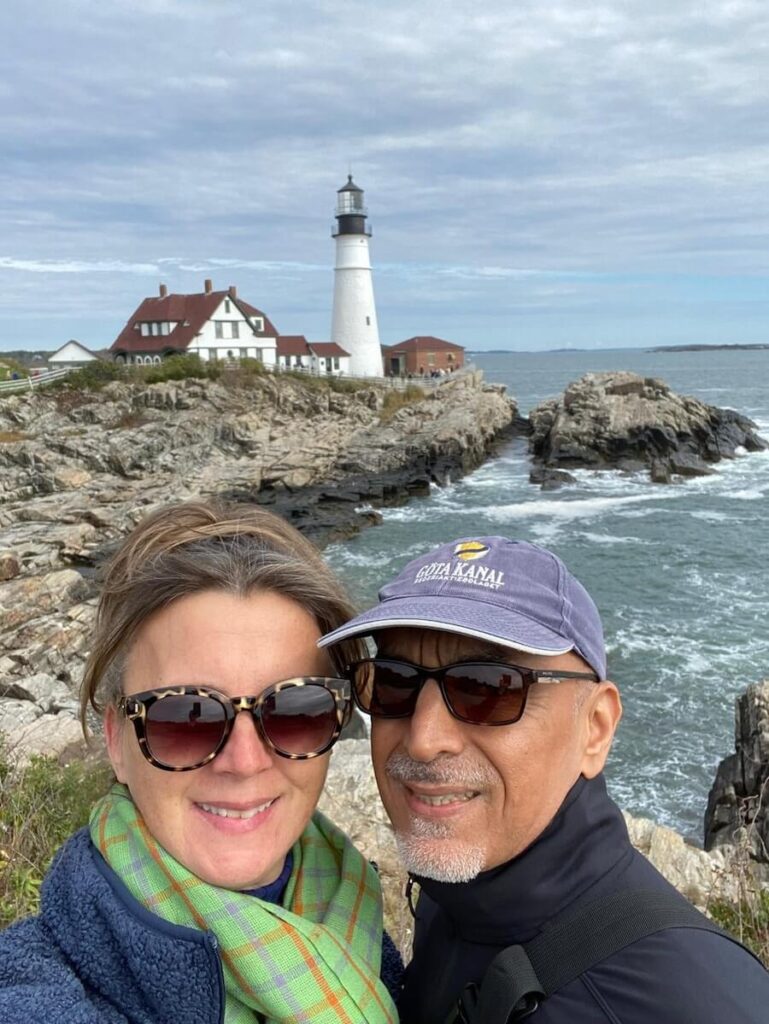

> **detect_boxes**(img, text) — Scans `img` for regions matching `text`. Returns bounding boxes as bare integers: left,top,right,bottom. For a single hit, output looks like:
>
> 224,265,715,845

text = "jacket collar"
413,774,632,945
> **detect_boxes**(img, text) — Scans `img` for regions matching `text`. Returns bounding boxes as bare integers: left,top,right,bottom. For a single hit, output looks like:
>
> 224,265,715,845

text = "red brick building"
382,336,465,376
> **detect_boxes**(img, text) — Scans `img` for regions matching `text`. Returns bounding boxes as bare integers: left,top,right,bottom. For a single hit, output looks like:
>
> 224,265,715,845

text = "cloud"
1,0,769,349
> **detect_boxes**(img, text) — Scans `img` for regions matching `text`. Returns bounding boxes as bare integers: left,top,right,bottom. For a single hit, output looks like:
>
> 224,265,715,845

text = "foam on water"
485,491,668,523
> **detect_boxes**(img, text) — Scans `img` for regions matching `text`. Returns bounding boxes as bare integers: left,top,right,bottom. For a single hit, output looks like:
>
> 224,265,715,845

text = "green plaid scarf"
90,784,398,1024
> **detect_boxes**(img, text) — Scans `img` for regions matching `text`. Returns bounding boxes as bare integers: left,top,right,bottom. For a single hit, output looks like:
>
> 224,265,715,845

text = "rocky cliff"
705,679,769,865
528,371,767,487
0,370,518,758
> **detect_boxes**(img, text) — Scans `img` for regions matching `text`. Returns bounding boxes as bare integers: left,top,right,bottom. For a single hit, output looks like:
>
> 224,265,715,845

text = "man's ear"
580,682,622,779
104,704,128,784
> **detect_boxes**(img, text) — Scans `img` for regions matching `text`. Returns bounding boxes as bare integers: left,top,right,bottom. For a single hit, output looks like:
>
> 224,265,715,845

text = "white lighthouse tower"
331,175,382,377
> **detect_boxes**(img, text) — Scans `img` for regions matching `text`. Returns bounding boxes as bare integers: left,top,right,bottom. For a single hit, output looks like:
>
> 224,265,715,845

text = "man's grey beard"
385,751,497,884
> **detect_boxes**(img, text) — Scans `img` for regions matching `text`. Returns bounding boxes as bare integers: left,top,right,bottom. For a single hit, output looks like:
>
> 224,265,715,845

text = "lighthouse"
331,175,382,377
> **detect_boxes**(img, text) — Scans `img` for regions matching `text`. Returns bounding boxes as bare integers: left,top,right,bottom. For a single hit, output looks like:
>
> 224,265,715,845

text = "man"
320,536,768,1023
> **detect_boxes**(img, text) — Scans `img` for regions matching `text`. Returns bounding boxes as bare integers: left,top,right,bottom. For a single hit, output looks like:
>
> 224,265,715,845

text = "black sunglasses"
118,678,350,771
346,658,598,726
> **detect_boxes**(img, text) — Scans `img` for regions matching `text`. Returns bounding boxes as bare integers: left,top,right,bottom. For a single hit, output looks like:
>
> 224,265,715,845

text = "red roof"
383,336,464,353
110,290,278,355
276,335,311,358
309,342,349,357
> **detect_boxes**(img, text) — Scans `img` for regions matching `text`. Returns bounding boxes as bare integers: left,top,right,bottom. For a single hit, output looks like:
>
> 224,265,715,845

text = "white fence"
0,368,71,393
0,361,476,396
267,362,476,391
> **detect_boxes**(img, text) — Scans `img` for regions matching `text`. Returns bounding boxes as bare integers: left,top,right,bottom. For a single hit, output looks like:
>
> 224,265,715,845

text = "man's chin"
394,831,486,883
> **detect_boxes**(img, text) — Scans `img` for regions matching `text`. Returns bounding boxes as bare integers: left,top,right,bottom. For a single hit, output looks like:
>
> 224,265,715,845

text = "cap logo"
413,540,505,592
453,541,489,562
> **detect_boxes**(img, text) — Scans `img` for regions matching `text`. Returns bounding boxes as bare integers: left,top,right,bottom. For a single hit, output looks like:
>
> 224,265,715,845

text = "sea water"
325,348,769,842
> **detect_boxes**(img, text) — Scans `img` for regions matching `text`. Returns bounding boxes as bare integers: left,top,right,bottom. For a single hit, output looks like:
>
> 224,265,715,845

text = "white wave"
576,530,654,546
485,492,667,524
690,510,732,522
728,488,766,500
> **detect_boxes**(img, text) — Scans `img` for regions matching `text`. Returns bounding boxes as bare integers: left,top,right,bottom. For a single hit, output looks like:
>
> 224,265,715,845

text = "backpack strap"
452,888,759,1024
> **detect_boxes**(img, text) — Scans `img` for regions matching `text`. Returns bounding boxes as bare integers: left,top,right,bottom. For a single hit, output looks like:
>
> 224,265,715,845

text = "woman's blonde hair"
80,500,361,729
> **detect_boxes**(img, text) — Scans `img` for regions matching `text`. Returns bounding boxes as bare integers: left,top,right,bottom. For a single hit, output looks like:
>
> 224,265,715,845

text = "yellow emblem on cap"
453,540,490,562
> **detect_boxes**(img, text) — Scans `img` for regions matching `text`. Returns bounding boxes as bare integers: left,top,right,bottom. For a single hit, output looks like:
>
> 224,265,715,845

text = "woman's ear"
580,682,622,779
104,704,128,783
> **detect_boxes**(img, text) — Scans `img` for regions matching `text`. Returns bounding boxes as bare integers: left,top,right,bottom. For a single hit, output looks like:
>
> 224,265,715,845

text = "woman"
0,502,400,1024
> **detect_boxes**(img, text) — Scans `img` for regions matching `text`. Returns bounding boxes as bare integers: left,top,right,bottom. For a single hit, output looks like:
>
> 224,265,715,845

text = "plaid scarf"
90,784,398,1024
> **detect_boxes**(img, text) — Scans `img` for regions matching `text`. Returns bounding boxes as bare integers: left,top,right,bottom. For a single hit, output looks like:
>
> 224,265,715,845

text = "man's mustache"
384,751,498,788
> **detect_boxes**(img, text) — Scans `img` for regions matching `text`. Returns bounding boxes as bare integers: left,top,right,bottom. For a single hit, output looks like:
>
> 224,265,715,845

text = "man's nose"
404,678,466,761
210,709,274,776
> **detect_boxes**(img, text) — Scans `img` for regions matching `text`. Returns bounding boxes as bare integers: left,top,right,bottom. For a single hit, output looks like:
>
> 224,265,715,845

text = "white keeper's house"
49,339,101,369
276,336,350,376
109,281,278,366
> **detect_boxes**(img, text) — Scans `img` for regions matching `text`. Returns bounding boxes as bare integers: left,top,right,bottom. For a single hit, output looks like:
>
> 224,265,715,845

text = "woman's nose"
210,709,274,775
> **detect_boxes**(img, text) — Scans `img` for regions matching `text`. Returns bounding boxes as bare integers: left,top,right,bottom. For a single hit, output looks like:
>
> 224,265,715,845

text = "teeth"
415,792,476,806
199,800,274,819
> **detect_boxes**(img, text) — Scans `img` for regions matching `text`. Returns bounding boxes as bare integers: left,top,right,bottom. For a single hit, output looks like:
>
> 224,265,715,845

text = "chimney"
204,278,213,294
159,283,168,298
228,285,237,299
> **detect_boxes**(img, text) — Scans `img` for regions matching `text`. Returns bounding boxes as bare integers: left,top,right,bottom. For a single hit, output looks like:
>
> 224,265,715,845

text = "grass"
705,792,769,965
0,742,113,927
379,385,426,423
708,891,769,965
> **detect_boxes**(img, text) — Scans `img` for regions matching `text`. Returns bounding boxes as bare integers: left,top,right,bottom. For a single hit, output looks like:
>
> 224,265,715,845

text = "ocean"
325,348,769,843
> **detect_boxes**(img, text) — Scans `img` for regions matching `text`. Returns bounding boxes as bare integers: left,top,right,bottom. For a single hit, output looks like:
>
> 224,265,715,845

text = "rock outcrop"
705,680,769,865
528,371,766,486
0,370,519,756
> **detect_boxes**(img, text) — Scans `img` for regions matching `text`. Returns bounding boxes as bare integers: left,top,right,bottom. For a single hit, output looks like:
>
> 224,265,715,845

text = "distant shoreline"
646,344,769,353
469,343,769,355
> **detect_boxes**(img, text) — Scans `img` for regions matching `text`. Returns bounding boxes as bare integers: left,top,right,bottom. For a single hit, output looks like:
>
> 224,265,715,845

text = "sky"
2,0,768,353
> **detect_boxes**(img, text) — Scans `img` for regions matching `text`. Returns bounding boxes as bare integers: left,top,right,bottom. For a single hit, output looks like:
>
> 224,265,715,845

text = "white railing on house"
0,368,71,393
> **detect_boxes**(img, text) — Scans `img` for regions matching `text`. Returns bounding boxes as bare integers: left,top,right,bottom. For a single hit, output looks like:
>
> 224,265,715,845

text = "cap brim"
318,594,574,658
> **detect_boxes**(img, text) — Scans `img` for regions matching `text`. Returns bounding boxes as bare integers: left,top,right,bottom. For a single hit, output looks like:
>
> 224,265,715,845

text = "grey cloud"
1,0,768,350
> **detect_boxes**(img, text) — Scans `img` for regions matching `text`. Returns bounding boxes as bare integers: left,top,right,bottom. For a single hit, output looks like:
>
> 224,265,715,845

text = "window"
151,322,160,336
366,316,371,326
215,322,224,339
231,321,240,339
334,357,340,370
153,355,162,365
140,323,149,337
428,353,436,365
224,299,231,314
253,317,264,332
227,350,235,359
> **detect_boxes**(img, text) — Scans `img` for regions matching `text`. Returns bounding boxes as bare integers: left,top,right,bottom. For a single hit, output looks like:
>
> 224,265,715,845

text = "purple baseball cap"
319,536,606,679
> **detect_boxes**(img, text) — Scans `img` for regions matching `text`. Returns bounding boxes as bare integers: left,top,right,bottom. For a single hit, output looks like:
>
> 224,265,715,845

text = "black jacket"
398,775,768,1024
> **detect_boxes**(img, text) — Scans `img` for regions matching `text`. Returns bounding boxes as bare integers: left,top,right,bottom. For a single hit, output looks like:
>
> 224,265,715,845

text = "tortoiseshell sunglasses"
118,678,351,771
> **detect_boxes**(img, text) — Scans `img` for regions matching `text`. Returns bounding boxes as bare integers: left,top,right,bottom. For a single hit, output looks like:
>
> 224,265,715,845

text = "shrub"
142,353,222,384
0,743,113,926
56,361,124,391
